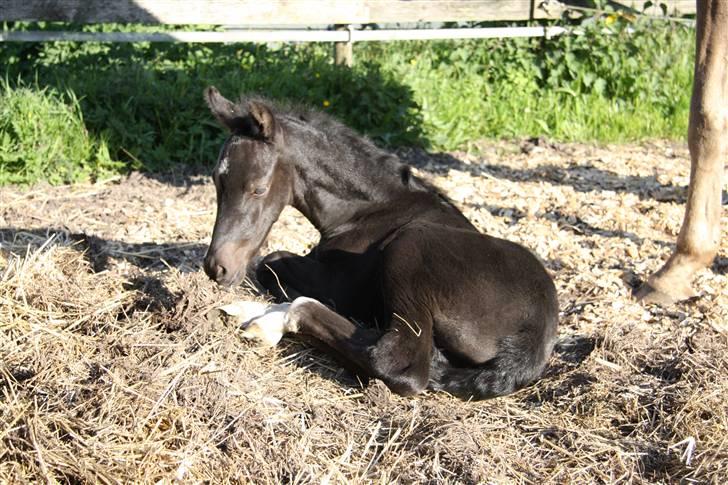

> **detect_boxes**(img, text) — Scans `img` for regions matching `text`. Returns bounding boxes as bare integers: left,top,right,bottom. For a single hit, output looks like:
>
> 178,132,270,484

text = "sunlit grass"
0,80,120,184
0,18,694,184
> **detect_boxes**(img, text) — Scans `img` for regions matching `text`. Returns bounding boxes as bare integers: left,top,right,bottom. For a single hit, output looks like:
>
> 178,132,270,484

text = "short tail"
428,335,552,400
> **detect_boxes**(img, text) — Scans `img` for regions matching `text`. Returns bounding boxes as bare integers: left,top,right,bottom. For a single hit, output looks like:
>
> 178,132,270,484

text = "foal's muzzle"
204,242,249,287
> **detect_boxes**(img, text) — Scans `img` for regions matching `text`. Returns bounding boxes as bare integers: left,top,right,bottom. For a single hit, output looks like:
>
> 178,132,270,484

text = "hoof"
633,281,697,305
218,300,270,321
215,300,293,346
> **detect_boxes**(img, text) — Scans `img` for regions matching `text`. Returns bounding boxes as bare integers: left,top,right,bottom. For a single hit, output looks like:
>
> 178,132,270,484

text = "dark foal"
203,87,558,400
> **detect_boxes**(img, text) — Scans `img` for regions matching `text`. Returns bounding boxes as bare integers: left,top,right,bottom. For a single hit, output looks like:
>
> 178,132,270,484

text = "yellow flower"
315,73,320,78
323,100,331,107
605,14,616,26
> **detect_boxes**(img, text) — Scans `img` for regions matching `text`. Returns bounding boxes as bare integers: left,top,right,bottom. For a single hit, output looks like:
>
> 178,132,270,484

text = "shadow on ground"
402,148,728,205
0,226,206,273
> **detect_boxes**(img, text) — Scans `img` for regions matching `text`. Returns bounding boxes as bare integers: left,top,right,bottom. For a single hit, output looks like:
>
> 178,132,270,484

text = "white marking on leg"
240,302,292,346
289,296,320,312
216,297,322,347
284,296,323,334
218,300,269,320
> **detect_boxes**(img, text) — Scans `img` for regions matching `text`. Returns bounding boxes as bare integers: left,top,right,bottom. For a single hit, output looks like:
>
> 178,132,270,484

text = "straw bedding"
0,140,726,483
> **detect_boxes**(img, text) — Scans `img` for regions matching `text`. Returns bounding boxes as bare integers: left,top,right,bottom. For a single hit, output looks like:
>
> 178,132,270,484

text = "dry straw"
1,140,726,482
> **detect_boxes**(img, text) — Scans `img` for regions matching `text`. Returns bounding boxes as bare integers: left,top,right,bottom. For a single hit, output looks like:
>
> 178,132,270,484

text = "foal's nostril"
204,254,228,282
213,264,226,280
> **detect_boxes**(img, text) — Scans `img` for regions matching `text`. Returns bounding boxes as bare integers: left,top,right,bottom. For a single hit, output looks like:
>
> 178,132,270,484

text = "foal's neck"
284,126,410,238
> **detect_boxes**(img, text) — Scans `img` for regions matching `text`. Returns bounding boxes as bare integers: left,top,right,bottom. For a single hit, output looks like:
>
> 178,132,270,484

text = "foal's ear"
204,86,244,132
247,101,276,141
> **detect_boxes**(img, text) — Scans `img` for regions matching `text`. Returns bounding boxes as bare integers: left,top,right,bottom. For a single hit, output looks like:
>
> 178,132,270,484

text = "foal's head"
203,87,291,287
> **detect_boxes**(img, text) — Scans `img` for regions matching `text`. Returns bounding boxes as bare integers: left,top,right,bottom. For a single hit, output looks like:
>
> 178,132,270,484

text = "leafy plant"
366,13,693,148
0,79,120,184
0,15,694,184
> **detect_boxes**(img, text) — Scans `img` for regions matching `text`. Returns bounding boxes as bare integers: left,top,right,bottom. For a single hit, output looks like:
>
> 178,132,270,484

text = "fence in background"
0,0,697,65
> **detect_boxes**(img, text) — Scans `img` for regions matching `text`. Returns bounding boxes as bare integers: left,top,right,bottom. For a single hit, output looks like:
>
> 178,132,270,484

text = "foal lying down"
203,87,558,400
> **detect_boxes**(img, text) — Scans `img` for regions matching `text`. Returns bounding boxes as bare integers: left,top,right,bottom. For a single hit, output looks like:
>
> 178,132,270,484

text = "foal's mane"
237,95,358,142
237,95,458,208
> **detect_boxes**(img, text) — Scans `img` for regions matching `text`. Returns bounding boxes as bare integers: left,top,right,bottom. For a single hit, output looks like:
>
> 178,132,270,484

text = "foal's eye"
252,186,268,197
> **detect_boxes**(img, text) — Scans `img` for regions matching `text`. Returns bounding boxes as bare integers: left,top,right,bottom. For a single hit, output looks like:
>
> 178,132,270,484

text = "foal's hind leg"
287,298,434,396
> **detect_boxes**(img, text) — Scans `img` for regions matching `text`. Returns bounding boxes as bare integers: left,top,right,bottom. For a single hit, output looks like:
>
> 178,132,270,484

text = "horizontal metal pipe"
0,26,569,43
352,26,568,41
0,30,346,43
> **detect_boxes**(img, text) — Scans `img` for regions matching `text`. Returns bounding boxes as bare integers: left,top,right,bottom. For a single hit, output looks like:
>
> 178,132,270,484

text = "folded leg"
286,297,434,396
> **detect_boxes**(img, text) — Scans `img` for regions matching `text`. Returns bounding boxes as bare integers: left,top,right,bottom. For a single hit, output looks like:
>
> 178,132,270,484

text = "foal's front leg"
255,251,330,303
256,250,370,319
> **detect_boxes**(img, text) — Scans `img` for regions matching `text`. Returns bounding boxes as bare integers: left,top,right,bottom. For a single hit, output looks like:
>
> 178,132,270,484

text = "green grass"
0,16,695,184
0,80,121,184
369,18,693,147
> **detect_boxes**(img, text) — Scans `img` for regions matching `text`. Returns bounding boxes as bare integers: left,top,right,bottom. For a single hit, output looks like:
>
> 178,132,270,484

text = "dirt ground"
1,139,726,483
